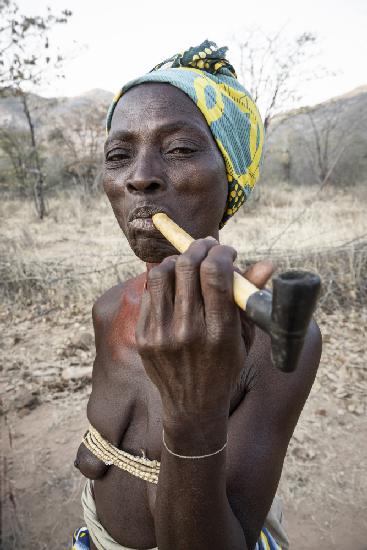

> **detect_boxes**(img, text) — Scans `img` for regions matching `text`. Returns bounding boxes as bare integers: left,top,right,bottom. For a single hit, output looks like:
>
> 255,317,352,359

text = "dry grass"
0,189,142,306
222,182,367,252
1,182,366,312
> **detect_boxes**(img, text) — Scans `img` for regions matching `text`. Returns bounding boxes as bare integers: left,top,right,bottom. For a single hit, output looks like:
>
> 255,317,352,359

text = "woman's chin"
128,235,177,263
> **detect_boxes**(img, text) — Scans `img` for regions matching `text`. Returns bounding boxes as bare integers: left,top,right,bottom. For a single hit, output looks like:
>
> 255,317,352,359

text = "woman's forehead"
110,82,211,135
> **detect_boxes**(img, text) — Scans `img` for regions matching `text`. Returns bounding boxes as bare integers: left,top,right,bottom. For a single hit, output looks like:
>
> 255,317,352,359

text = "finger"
243,259,275,289
135,288,152,350
173,237,218,328
200,244,238,334
147,256,177,326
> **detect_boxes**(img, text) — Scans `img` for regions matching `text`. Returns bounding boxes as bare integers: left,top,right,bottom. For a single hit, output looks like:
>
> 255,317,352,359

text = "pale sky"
15,0,367,111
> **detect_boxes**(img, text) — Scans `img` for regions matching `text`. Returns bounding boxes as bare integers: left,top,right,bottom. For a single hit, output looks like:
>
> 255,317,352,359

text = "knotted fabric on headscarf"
106,40,264,228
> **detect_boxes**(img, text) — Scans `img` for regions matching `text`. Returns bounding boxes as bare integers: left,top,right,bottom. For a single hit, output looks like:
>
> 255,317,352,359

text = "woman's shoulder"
92,272,146,327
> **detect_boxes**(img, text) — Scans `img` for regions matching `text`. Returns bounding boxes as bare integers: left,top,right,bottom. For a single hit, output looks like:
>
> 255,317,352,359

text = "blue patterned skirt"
72,526,282,549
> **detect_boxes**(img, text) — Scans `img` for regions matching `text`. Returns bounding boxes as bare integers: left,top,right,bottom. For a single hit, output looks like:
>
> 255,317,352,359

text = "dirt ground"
1,185,367,549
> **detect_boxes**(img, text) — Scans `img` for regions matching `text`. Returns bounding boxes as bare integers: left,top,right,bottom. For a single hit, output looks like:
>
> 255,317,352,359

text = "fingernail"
206,236,217,242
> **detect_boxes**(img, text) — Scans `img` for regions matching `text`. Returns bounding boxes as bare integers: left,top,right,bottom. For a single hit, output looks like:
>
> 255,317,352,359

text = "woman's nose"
127,178,164,194
126,153,166,195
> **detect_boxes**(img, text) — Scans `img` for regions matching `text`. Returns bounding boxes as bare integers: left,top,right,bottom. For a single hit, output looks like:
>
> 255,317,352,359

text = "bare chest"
81,323,250,548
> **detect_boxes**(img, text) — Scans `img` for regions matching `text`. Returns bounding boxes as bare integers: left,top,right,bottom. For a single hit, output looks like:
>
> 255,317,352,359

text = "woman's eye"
106,150,130,161
167,146,196,155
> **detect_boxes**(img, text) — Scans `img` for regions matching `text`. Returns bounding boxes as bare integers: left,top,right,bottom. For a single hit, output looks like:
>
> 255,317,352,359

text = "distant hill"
0,85,366,186
0,88,114,191
262,85,367,186
0,88,113,134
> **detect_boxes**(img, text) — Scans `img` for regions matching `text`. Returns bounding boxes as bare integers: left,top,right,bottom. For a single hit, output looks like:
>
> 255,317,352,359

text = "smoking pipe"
152,213,321,373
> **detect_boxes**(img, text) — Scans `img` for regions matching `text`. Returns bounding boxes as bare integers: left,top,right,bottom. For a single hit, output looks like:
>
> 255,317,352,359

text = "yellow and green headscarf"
106,40,264,228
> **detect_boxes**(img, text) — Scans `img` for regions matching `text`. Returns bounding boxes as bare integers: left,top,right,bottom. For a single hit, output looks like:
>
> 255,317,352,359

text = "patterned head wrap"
106,40,264,228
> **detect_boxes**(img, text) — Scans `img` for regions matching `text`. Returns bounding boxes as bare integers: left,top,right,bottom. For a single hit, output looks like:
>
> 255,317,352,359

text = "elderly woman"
73,41,321,550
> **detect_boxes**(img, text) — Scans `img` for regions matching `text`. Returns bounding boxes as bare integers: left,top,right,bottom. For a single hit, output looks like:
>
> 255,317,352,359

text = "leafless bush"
1,238,365,314
1,187,365,314
0,253,141,307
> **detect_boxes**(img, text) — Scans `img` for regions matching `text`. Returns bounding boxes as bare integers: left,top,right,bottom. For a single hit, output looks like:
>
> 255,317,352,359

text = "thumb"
242,259,275,289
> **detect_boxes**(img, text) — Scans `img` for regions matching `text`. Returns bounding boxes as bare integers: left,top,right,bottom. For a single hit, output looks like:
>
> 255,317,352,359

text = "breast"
94,465,158,549
77,333,164,462
76,346,162,548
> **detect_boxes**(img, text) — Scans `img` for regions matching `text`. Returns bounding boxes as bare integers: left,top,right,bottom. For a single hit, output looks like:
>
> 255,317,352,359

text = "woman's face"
103,82,228,263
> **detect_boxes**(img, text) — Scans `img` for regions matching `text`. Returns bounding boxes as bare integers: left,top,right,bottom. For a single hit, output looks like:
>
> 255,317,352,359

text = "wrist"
162,411,228,457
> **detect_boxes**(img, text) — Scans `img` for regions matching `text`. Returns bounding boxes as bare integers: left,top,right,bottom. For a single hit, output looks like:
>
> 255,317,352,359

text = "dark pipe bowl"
271,270,321,372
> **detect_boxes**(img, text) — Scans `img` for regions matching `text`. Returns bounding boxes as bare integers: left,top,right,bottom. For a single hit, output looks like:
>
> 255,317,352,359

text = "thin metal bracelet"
162,430,228,459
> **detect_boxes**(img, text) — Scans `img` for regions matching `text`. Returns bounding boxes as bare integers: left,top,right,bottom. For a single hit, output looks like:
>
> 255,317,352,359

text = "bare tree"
0,126,33,190
300,102,360,187
233,28,319,132
266,101,363,251
0,0,71,218
48,104,106,198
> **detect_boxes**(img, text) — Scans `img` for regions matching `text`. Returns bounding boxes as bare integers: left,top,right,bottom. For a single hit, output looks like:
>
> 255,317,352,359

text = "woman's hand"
135,237,273,422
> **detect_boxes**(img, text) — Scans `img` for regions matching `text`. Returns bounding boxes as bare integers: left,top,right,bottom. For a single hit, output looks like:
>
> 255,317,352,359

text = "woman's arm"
154,323,321,550
136,238,321,550
156,412,247,550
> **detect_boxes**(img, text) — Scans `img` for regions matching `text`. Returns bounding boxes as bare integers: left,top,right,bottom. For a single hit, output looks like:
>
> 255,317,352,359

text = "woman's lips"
128,209,171,239
127,215,175,250
128,217,156,231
